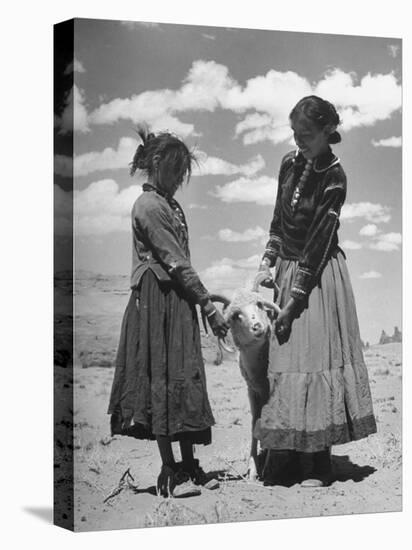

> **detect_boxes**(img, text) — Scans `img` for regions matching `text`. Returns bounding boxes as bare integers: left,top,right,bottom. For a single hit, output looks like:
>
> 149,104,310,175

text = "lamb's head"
226,290,276,347
209,290,280,350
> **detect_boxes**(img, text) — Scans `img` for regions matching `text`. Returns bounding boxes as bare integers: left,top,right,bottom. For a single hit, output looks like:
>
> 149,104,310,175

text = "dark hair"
130,124,196,194
289,95,342,144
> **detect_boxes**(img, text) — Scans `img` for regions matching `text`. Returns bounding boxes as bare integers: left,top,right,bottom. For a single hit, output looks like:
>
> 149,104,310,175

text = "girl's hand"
208,309,229,339
275,298,299,344
257,260,275,288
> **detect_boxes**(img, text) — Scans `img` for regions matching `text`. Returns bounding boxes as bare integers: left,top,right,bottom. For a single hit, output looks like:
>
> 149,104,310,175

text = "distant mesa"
379,326,402,345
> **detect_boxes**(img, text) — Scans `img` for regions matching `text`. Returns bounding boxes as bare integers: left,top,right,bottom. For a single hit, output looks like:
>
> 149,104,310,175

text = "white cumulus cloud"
372,136,402,148
234,67,401,144
360,271,382,279
194,152,265,177
218,226,266,243
54,180,143,236
72,139,265,178
88,60,233,135
341,240,363,250
201,255,261,292
74,180,142,236
369,232,402,252
341,202,391,224
59,84,90,134
359,224,379,237
315,69,401,131
74,137,137,177
77,60,400,143
213,175,277,206
90,93,196,137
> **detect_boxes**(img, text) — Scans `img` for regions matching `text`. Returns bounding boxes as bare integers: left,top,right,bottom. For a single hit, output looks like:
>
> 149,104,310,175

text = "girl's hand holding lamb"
257,258,275,288
204,303,229,339
275,298,300,344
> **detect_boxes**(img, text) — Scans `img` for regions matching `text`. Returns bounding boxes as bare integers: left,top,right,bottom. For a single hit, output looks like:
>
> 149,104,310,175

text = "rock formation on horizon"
361,340,370,350
379,326,402,345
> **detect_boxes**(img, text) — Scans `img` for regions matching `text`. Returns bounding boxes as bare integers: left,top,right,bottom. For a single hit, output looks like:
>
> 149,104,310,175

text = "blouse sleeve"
137,201,210,307
290,167,347,300
262,152,294,267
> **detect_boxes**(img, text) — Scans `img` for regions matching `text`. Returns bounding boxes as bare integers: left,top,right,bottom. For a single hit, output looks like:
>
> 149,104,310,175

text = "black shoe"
156,464,201,498
300,449,333,487
262,450,301,486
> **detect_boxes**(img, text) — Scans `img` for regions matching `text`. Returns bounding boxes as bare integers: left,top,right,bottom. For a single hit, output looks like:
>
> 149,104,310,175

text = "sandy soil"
54,274,402,531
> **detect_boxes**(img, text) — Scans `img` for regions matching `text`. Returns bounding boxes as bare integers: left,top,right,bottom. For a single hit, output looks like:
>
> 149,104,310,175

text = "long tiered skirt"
254,251,377,453
108,269,215,444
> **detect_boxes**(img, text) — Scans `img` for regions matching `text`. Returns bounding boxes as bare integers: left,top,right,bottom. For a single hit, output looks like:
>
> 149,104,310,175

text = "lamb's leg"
246,387,263,481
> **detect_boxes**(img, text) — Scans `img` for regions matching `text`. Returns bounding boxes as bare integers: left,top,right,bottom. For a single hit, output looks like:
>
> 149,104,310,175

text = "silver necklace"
312,156,340,173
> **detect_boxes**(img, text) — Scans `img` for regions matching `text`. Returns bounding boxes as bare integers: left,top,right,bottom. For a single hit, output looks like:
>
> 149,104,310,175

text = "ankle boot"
157,464,201,498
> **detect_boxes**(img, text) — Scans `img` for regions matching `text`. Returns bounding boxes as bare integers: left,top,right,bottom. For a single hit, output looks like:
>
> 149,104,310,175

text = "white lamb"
208,272,280,481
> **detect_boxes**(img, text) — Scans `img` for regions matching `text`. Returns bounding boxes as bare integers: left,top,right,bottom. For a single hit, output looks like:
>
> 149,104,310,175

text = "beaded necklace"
290,150,340,213
290,158,313,213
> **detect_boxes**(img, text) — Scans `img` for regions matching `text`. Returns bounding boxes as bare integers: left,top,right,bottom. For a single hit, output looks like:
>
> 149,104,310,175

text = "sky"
54,18,402,344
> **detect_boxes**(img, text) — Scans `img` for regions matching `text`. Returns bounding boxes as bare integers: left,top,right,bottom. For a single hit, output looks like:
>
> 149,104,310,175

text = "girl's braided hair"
289,95,342,144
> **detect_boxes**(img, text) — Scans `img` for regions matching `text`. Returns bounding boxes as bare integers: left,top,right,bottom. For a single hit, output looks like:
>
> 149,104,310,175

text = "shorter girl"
108,126,228,497
255,96,377,487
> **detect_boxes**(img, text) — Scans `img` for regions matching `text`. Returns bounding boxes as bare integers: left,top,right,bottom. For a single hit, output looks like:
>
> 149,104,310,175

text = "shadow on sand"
129,485,158,496
250,452,377,488
332,454,376,483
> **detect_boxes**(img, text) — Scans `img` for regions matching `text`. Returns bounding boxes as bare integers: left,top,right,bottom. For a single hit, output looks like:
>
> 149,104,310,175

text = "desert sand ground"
54,273,402,531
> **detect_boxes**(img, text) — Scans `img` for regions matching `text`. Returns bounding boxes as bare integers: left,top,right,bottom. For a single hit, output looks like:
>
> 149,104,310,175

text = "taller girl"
255,95,377,487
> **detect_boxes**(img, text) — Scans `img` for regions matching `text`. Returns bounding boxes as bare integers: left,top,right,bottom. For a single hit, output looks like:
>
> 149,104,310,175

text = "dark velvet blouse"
263,147,347,300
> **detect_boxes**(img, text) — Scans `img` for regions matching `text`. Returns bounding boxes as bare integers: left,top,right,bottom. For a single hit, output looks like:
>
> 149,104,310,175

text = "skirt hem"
255,414,377,453
110,411,213,445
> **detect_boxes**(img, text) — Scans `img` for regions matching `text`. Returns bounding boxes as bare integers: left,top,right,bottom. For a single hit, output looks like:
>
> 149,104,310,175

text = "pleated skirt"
254,251,377,453
108,269,215,444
